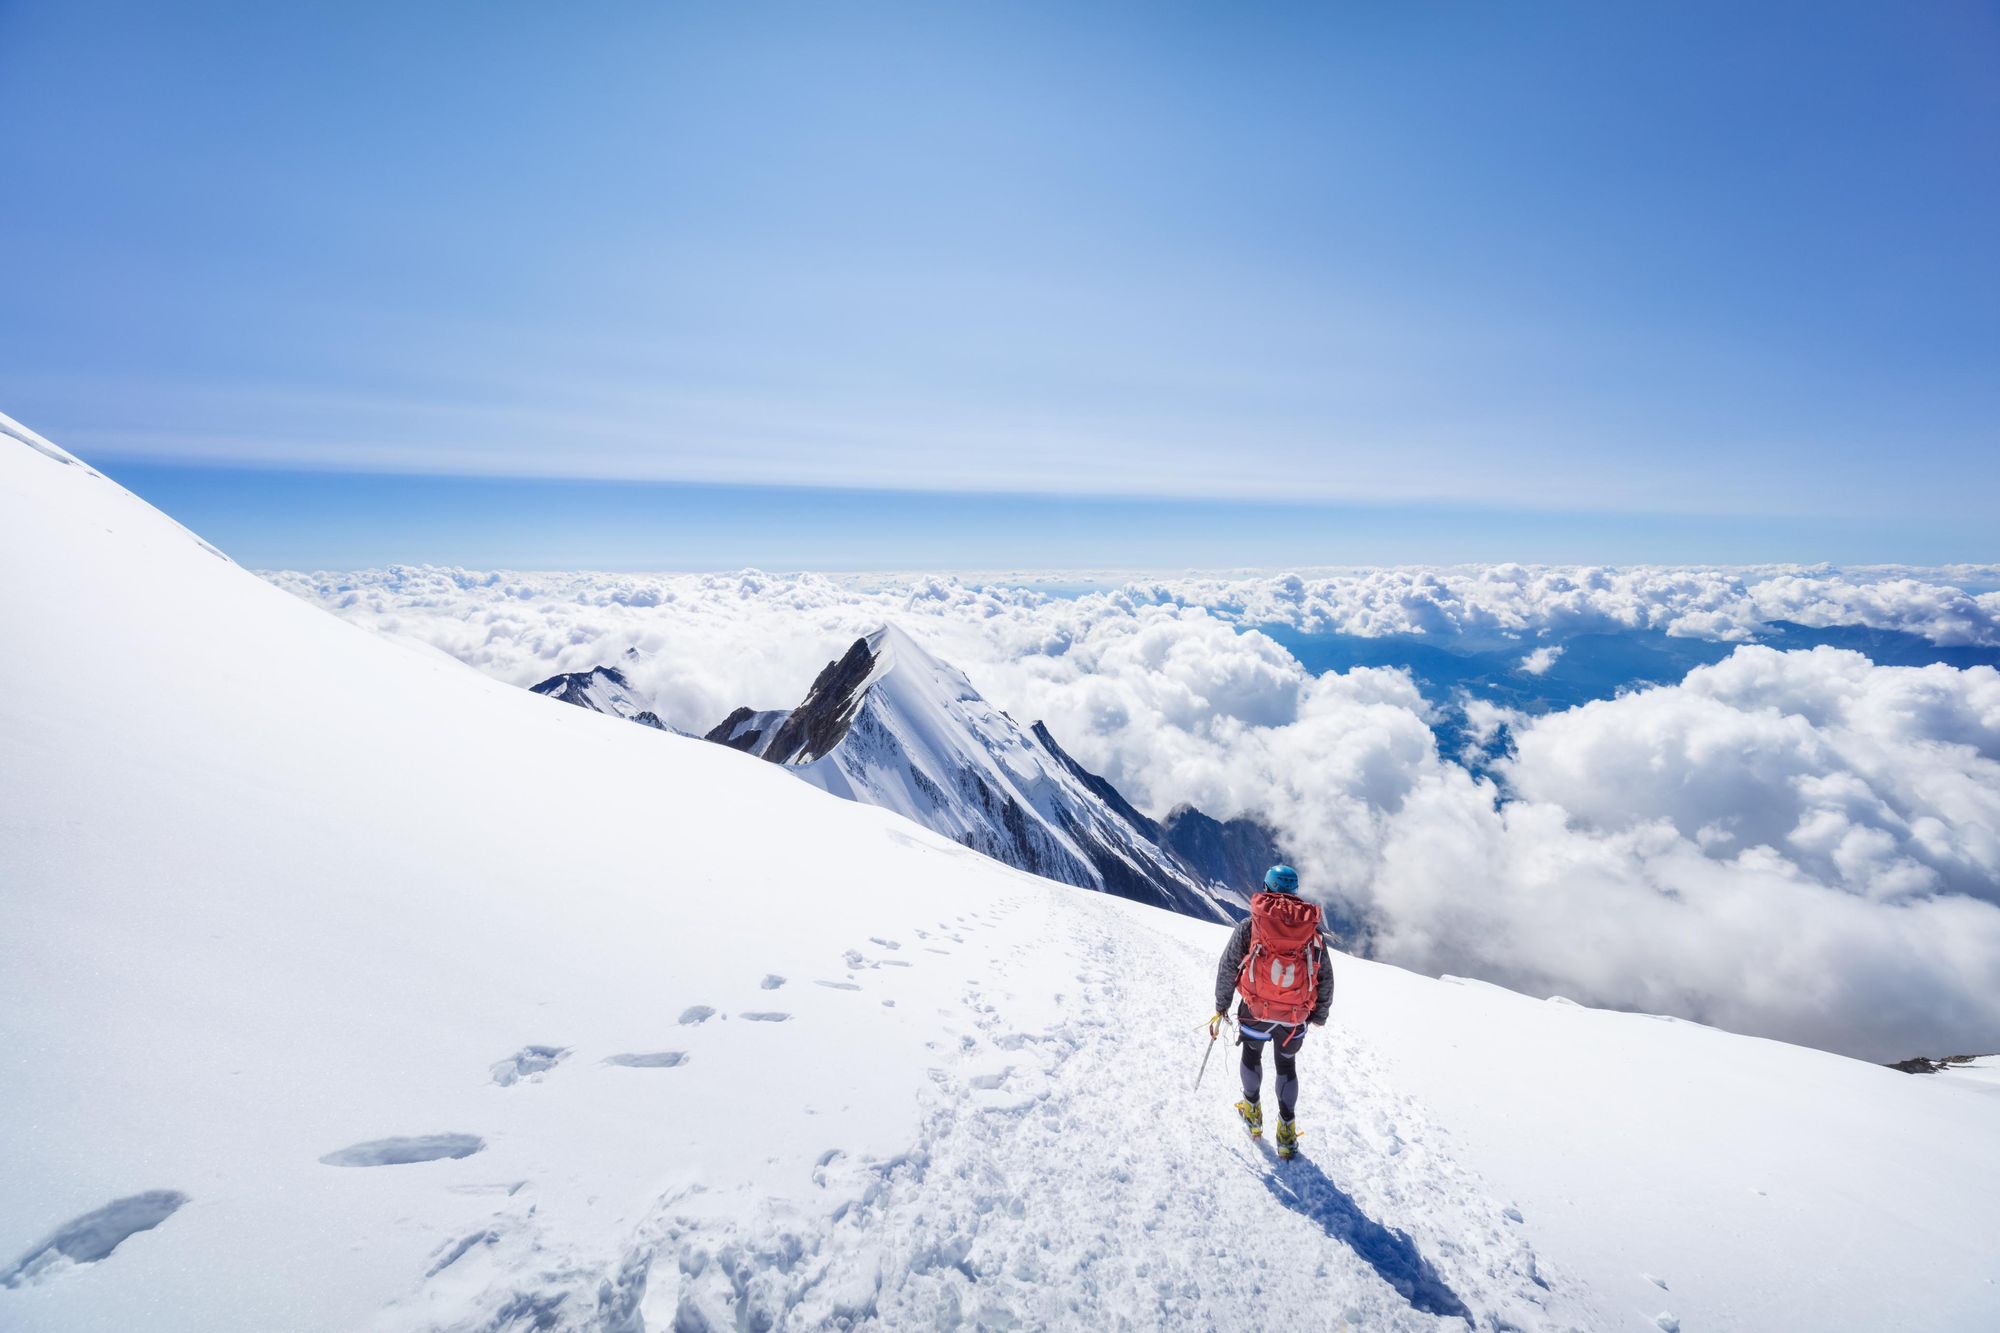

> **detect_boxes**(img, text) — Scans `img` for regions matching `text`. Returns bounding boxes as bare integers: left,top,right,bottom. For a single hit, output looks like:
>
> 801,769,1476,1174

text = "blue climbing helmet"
1263,864,1299,894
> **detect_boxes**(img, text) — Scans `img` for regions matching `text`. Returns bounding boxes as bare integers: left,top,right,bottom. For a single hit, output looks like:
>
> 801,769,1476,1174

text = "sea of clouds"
266,564,2000,1061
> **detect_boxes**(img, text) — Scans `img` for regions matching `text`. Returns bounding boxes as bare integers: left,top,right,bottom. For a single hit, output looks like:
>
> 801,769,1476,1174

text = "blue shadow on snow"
1257,1154,1473,1323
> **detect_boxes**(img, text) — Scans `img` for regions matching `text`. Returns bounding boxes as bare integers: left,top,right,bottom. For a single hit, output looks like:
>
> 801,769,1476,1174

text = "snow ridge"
0,410,95,471
530,665,675,732
540,630,1271,924
767,626,1244,921
1,409,234,564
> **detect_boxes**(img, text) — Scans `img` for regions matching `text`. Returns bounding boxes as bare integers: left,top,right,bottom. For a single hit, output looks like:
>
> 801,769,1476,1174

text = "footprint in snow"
842,948,868,969
869,937,901,949
678,1005,717,1025
418,1224,500,1280
741,1011,792,1022
759,975,787,990
447,1181,526,1197
815,980,863,991
1,1191,190,1288
427,1229,500,1277
604,1051,689,1068
319,1134,485,1167
968,1068,1013,1090
490,1045,569,1086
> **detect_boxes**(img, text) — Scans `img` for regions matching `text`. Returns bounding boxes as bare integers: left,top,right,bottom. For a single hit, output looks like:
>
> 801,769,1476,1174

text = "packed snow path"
383,885,1590,1332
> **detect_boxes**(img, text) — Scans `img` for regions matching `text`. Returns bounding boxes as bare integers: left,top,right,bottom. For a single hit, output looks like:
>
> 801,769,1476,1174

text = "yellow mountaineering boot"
1235,1099,1263,1138
1274,1117,1299,1160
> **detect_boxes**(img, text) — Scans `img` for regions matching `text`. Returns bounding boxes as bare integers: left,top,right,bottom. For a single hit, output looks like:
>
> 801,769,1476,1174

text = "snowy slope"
764,625,1241,922
1944,1056,2000,1098
3,411,1999,1333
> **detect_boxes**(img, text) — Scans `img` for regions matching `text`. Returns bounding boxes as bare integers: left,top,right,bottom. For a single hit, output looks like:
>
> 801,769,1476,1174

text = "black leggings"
1239,1020,1305,1120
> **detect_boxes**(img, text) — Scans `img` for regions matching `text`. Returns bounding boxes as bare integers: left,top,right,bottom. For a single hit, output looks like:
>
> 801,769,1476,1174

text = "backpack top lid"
1249,889,1320,949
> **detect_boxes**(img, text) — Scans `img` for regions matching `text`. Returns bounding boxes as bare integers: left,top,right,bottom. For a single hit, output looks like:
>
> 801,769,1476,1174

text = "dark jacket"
1214,905,1335,1026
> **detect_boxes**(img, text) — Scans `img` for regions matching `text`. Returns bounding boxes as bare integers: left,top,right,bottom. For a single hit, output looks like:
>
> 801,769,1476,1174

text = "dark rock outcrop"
705,706,789,754
761,638,877,765
1887,1053,1992,1074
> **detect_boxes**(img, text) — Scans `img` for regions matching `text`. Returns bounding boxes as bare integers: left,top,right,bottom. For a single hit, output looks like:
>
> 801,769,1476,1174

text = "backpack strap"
1236,938,1263,995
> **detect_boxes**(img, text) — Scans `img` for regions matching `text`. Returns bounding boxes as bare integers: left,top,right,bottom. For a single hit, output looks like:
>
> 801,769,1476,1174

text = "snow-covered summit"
536,627,1262,922
529,664,674,732
734,623,1245,921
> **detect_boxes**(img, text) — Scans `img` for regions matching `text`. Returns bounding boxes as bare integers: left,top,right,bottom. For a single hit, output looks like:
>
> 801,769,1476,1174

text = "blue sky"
3,1,1995,568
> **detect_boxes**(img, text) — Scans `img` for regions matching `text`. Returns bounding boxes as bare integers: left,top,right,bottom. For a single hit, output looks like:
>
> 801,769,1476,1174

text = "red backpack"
1236,891,1323,1025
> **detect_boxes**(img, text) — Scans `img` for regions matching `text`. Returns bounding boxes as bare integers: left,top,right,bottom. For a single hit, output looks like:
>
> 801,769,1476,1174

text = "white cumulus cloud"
1518,645,1564,676
1144,564,2000,646
263,564,2000,1060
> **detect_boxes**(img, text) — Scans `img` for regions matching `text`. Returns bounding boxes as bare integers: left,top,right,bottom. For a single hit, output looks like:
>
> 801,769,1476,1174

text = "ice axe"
1195,1011,1226,1089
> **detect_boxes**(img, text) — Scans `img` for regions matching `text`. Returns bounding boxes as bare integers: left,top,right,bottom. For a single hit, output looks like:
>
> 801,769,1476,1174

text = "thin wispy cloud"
35,369,1892,515
7,6,1994,537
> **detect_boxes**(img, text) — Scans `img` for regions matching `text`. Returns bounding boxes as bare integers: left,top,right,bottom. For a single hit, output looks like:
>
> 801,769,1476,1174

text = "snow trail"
386,888,1596,1331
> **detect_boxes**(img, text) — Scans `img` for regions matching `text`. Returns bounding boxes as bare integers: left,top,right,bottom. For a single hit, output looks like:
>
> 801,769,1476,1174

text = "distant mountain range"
534,626,1285,923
